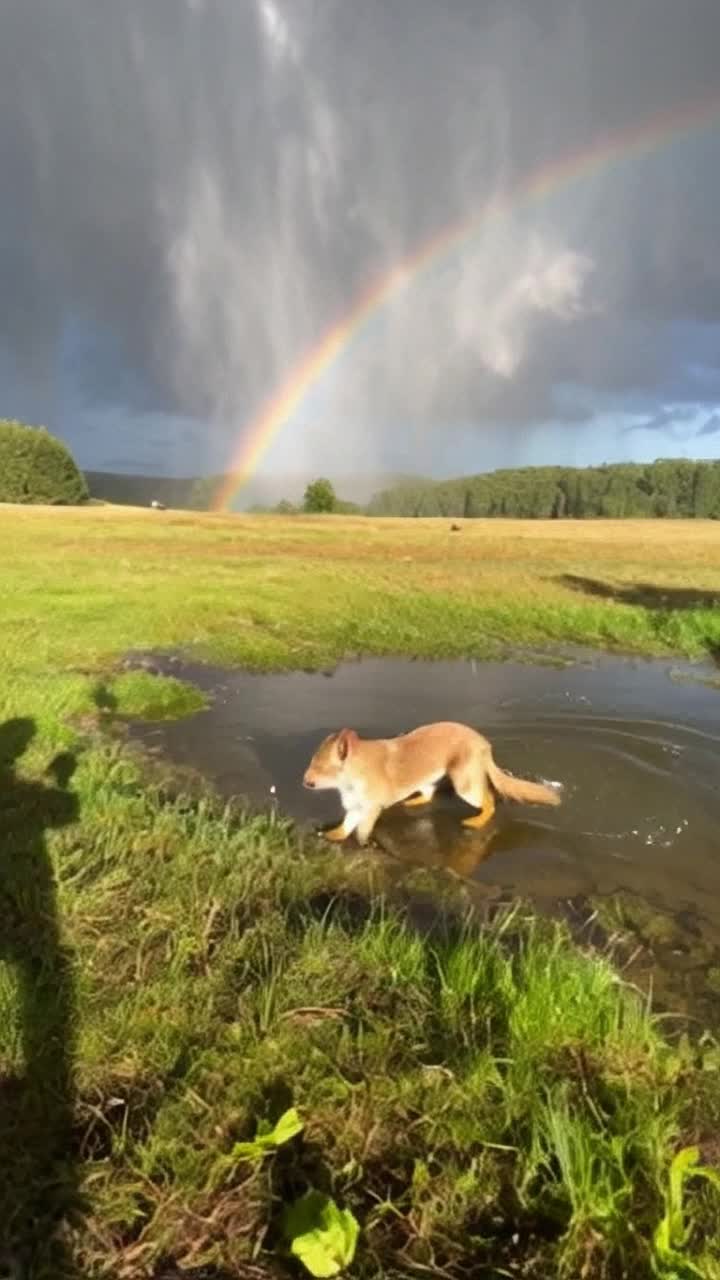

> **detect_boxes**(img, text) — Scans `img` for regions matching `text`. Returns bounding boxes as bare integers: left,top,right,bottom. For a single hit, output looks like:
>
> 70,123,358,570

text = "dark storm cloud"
1,0,719,474
620,405,702,436
697,414,720,437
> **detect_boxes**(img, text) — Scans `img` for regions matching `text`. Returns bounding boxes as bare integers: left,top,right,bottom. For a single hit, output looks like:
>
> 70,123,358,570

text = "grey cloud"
697,414,720,437
622,406,701,435
0,0,719,476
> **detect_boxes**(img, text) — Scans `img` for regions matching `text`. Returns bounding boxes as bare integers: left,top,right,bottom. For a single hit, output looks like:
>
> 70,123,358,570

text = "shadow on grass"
557,573,720,611
0,718,82,1277
91,681,118,715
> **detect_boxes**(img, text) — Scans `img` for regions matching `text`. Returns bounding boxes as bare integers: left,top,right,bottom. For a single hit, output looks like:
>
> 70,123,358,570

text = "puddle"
126,652,720,940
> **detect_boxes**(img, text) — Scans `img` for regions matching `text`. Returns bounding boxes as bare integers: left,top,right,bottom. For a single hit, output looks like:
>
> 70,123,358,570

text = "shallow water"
127,652,720,938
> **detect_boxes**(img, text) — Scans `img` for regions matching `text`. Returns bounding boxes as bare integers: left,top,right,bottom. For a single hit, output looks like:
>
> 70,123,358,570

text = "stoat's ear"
336,728,358,762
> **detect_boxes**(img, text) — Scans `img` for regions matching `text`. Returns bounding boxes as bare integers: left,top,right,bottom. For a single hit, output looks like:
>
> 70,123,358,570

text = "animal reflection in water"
373,808,501,880
303,722,562,875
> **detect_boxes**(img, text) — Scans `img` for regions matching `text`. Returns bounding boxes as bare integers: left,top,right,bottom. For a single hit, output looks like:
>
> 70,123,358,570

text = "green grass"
3,506,720,676
3,754,718,1278
103,670,208,720
1,505,720,1277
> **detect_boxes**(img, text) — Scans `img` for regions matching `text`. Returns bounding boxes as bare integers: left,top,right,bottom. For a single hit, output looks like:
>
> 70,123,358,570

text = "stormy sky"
2,0,720,493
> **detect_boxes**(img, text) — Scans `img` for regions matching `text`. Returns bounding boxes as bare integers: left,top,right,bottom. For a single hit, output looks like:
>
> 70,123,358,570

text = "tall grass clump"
2,734,717,1278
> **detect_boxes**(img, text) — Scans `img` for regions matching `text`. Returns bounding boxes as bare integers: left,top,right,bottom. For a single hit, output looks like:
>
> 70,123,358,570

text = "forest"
366,458,720,519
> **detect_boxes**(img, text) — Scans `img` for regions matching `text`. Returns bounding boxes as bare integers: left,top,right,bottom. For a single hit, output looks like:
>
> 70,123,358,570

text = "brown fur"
303,720,561,845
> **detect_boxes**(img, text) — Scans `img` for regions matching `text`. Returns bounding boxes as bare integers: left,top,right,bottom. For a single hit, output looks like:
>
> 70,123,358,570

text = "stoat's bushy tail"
487,758,562,807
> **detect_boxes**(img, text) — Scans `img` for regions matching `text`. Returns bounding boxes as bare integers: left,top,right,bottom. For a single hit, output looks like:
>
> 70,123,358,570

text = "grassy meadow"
1,504,720,1278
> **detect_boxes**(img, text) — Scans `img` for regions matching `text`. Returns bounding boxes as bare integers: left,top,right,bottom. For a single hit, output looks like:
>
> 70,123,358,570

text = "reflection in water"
378,817,499,880
127,652,720,937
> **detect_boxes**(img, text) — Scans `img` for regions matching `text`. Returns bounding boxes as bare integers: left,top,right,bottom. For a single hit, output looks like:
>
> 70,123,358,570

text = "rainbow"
212,92,720,511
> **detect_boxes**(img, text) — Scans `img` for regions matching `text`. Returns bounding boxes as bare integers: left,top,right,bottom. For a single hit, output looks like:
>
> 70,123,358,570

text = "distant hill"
84,469,425,511
84,471,216,509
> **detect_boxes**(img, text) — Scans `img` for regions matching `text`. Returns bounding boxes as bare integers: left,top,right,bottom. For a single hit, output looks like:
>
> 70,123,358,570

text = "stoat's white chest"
339,778,366,812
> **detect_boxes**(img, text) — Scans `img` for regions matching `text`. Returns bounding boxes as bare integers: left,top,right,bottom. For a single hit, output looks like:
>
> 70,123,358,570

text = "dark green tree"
693,462,720,518
0,419,88,505
303,477,336,513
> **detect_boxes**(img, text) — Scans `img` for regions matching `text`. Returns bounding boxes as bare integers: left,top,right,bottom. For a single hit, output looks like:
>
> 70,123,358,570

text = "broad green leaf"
265,1106,305,1147
231,1106,304,1161
283,1189,360,1277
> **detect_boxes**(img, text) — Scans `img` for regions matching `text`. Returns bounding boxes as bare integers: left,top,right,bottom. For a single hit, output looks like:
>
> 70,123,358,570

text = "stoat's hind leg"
461,789,496,830
449,762,497,831
403,784,436,808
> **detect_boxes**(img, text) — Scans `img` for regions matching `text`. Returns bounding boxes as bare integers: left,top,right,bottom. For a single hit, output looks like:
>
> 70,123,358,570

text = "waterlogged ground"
127,652,719,915
125,651,720,1027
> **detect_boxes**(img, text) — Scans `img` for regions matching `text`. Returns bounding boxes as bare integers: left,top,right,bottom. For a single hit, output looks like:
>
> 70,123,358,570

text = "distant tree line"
75,455,720,520
366,460,720,519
